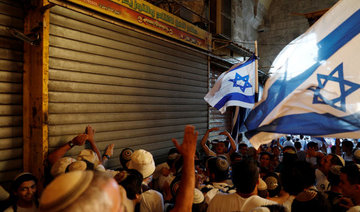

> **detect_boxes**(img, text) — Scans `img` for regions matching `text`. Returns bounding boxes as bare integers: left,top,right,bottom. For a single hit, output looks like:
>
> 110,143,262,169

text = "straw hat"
258,178,268,191
68,161,87,172
77,149,100,166
353,149,360,161
95,164,106,172
40,171,93,212
0,185,9,201
50,157,77,177
193,188,204,204
334,154,345,166
127,149,155,179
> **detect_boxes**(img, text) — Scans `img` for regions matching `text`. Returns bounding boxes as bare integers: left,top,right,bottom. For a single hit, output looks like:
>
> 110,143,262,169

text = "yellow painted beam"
23,0,50,191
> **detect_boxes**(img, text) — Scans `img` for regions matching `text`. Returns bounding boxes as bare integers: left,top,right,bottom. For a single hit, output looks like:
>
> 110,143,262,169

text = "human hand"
114,171,127,184
72,134,88,146
196,172,205,186
208,127,219,132
85,125,95,142
172,125,198,159
335,138,341,146
105,144,114,157
338,197,354,209
219,131,230,136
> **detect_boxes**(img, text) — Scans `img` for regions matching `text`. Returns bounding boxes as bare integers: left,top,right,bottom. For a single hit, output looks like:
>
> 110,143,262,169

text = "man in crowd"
200,127,236,163
295,141,306,161
39,125,199,212
338,164,360,211
201,156,235,204
39,171,123,212
315,154,344,192
127,149,164,212
207,159,277,212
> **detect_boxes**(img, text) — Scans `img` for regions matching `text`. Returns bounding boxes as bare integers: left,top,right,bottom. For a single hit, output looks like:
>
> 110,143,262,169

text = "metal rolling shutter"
0,0,23,184
49,6,208,168
208,65,232,141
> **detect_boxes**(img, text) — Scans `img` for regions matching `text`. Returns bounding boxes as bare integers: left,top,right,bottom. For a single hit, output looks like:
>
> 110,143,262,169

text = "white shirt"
283,140,294,147
299,139,306,150
140,189,164,212
207,193,277,212
203,182,236,204
315,169,329,192
282,195,296,212
343,153,353,162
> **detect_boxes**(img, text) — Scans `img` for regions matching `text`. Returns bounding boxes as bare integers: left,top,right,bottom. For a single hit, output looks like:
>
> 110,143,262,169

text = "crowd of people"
0,125,360,212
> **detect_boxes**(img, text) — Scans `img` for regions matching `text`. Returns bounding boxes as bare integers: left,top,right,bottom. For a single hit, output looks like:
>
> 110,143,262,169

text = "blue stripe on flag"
214,93,255,110
246,9,360,130
228,55,256,73
246,111,360,136
318,9,360,61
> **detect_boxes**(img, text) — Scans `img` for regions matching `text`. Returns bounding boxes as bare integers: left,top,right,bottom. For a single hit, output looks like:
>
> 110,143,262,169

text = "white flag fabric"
245,0,360,149
204,55,256,114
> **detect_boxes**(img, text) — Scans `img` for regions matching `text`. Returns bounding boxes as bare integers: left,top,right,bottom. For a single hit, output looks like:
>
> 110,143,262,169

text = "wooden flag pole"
254,40,259,102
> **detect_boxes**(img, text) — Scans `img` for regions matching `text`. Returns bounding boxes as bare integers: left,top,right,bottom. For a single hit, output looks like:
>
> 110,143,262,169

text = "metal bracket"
8,23,42,46
212,39,230,51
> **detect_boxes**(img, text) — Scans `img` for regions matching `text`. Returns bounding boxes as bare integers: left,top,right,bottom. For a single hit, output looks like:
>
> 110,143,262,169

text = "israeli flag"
245,0,360,149
204,55,256,114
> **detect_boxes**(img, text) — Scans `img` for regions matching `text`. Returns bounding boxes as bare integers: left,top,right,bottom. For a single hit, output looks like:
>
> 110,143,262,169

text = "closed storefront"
0,0,24,185
208,63,232,140
48,6,209,168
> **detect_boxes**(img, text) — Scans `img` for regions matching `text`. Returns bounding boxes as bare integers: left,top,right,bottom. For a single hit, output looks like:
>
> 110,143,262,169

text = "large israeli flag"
245,0,360,149
204,55,256,114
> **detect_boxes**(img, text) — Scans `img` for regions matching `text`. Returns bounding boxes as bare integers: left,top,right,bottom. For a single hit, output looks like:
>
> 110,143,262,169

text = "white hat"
77,149,100,166
68,161,87,172
335,154,345,166
0,185,9,201
258,178,268,191
193,188,204,204
40,171,94,211
127,149,155,179
354,149,360,161
51,157,77,177
95,164,106,172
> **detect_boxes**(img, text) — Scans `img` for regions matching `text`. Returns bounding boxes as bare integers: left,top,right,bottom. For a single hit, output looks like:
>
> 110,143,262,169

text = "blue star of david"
312,63,360,112
229,73,252,92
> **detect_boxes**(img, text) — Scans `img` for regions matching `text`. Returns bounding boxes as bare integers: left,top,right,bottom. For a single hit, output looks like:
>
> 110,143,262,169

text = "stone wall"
232,0,272,53
232,0,258,53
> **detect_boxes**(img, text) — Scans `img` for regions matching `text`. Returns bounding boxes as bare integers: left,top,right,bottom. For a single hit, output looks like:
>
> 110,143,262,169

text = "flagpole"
254,40,259,102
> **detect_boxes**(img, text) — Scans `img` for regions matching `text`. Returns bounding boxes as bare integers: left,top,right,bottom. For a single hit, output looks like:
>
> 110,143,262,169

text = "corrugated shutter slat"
0,0,23,185
49,6,208,167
